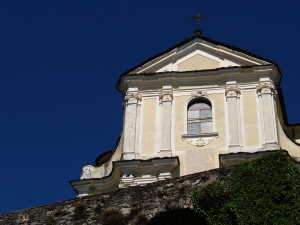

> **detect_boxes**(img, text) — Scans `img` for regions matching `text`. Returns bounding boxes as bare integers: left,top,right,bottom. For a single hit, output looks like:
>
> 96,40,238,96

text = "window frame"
186,98,213,135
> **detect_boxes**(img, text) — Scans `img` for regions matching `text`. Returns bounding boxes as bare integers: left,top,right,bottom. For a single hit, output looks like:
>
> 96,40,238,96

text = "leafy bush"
73,203,88,221
101,207,126,225
130,204,143,216
133,213,148,225
192,151,300,225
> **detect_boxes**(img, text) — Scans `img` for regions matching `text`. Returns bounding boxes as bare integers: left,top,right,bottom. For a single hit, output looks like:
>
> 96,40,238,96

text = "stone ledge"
0,166,231,224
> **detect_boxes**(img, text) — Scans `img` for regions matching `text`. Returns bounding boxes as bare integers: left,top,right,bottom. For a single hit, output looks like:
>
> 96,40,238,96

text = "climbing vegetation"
192,151,300,225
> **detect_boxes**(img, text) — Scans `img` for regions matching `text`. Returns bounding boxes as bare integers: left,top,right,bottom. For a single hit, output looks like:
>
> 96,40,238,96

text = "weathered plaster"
141,98,157,154
242,91,260,146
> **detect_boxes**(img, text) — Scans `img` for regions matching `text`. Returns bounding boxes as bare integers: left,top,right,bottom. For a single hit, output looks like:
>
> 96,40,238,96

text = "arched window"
187,100,212,134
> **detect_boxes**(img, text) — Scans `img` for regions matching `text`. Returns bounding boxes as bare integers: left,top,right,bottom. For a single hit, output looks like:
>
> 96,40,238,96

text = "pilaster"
225,84,243,152
256,81,279,150
122,91,142,160
159,87,173,156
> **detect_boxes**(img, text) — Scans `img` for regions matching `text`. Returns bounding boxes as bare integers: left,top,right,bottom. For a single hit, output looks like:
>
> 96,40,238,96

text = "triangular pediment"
123,36,276,75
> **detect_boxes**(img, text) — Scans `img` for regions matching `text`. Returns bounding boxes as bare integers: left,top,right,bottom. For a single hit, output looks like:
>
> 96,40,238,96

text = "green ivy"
192,151,300,225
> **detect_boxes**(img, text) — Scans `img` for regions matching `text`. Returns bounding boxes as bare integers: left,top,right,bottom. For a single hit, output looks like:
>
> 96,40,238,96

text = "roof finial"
188,11,208,36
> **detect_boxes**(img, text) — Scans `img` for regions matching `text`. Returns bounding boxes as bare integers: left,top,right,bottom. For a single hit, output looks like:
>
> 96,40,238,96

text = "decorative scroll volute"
191,90,207,98
256,82,277,96
225,85,241,97
159,90,173,104
182,136,218,147
123,92,142,106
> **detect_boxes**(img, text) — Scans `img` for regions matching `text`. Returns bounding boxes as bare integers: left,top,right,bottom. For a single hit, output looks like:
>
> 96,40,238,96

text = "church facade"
70,29,300,196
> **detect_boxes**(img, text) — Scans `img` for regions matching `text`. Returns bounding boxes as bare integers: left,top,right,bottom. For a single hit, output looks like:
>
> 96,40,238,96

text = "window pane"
201,122,213,133
200,110,212,120
188,123,200,134
188,101,211,110
188,110,200,119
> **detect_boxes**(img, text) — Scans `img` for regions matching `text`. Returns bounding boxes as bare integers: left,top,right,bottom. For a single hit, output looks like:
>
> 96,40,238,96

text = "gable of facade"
70,32,300,197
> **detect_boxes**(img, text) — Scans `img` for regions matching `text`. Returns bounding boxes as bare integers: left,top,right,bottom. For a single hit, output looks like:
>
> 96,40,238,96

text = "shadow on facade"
148,208,207,225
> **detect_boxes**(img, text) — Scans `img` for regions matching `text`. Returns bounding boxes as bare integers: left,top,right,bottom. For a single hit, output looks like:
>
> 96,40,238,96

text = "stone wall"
0,167,231,225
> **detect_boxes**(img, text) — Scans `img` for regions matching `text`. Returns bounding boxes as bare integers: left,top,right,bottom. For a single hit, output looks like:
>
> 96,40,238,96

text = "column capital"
256,82,277,96
225,85,241,98
123,92,142,106
159,90,173,104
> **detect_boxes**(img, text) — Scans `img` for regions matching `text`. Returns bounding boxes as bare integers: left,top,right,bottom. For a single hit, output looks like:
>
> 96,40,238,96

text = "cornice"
117,65,279,94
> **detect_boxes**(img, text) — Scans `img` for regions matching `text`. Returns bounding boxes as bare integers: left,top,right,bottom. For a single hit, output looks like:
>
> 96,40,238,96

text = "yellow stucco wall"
141,98,157,154
276,97,293,137
242,91,260,146
278,122,300,157
174,94,226,151
171,153,186,177
178,54,219,71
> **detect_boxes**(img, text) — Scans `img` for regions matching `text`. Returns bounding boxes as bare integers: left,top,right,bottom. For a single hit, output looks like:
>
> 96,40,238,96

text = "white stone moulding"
191,90,207,98
256,82,277,96
123,92,142,106
182,132,219,147
225,85,241,97
115,157,179,188
159,90,173,104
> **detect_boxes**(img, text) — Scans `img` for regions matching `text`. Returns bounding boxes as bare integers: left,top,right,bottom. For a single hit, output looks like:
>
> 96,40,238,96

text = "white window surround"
182,95,218,147
182,132,219,138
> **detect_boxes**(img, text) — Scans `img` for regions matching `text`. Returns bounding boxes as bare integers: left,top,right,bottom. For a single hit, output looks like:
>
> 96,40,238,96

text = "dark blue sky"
1,1,300,214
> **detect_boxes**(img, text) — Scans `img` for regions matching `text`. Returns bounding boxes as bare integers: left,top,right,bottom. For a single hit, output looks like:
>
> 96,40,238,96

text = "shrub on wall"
73,203,88,221
192,151,300,225
101,207,126,225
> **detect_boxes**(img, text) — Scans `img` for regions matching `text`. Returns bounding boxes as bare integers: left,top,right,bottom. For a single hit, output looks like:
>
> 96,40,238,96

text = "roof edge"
116,34,282,92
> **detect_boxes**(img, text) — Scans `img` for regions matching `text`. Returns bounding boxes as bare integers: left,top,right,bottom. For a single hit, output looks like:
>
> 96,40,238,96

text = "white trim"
138,97,144,155
171,94,175,155
224,89,230,151
158,94,162,151
184,94,215,134
239,90,246,148
237,91,243,149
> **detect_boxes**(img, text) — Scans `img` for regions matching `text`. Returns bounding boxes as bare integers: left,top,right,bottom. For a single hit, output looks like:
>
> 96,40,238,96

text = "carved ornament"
80,165,95,180
256,83,277,95
159,90,173,103
123,92,142,105
182,136,218,147
191,90,207,98
225,85,241,97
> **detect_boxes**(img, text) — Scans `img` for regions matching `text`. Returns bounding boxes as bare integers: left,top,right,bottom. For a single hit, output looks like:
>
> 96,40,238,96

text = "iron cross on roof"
188,11,208,36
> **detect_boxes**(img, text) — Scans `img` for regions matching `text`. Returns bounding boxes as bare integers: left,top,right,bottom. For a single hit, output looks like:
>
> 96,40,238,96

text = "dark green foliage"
130,204,143,216
192,176,235,224
101,207,126,225
126,204,143,221
73,203,88,221
192,151,300,225
148,208,207,225
133,213,148,225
